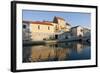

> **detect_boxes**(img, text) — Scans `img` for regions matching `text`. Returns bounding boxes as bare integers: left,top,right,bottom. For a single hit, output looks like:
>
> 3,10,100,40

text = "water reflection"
23,42,90,63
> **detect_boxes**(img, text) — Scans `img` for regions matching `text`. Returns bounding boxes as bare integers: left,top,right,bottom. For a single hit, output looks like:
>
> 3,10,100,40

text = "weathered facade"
23,22,31,41
83,28,90,37
23,16,71,41
53,16,71,32
23,16,90,41
71,26,84,37
30,21,55,41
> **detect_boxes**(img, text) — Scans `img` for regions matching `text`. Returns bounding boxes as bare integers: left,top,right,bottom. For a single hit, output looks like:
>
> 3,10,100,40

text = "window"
80,29,83,32
38,25,40,29
65,36,68,39
55,35,58,39
23,25,26,29
48,26,50,30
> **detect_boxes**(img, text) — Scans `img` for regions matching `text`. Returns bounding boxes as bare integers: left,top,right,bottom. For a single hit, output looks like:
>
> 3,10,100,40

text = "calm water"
23,42,91,63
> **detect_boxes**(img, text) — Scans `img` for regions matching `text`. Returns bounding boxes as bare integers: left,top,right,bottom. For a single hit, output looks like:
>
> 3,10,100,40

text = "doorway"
55,35,58,39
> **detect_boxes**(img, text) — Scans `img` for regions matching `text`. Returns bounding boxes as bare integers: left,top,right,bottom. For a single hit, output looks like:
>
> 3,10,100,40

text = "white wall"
0,0,99,73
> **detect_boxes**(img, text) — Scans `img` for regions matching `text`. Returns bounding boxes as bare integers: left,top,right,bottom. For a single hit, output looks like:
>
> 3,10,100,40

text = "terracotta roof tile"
23,21,53,26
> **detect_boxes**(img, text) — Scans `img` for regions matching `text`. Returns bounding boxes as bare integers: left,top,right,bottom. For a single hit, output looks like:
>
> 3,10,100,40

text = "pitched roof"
54,16,65,21
23,21,53,26
71,26,81,29
66,22,71,26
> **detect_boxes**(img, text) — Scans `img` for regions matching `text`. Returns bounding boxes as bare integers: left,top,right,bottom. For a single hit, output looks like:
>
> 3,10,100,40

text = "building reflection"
71,42,83,53
30,45,70,62
71,42,90,54
23,42,90,63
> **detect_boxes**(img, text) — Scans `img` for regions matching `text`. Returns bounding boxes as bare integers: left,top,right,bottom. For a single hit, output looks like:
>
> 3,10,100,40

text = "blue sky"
22,10,91,28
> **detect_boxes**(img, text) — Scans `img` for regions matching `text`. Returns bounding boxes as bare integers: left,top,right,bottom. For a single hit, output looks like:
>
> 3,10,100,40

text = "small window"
65,36,68,39
23,25,26,29
48,26,50,30
38,25,40,29
80,29,83,32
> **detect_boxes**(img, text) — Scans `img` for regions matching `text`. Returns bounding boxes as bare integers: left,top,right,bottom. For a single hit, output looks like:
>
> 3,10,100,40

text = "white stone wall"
71,28,77,36
77,27,83,37
71,26,84,37
31,32,55,41
22,23,31,41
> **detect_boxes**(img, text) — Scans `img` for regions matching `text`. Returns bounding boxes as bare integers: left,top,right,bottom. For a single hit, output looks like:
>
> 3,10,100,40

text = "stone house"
71,26,84,37
23,16,71,41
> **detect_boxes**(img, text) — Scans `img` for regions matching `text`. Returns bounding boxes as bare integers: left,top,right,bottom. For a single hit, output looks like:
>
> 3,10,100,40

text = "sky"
22,10,91,28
